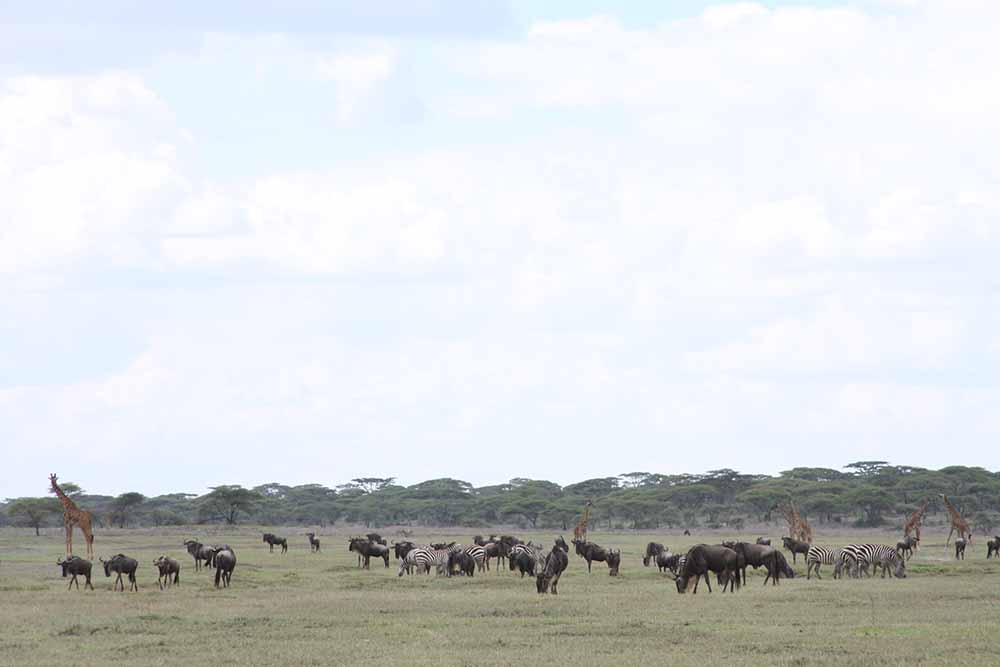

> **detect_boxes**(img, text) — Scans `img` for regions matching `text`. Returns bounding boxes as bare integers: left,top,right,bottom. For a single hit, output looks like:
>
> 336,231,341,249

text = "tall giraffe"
573,500,593,542
940,494,972,545
49,474,95,559
903,498,930,549
779,501,813,544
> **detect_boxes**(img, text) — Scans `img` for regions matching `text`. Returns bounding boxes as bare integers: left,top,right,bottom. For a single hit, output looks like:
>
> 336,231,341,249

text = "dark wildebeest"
430,541,456,550
669,545,740,594
509,548,538,577
183,540,215,571
724,541,780,586
572,539,615,573
57,556,94,590
101,554,139,592
306,532,321,552
447,550,475,577
537,546,569,594
473,534,497,547
655,551,676,573
153,555,180,590
349,537,390,569
554,536,569,553
366,533,387,545
683,529,691,536
262,533,288,554
606,549,621,576
955,538,967,560
643,542,666,567
782,536,810,564
393,541,415,561
756,537,771,546
896,536,918,560
987,536,1000,559
214,548,236,588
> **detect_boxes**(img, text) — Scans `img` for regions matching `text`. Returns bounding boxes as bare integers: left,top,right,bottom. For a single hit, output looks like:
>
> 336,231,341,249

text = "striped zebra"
841,544,906,579
508,544,543,576
397,547,436,577
805,545,844,580
463,545,487,573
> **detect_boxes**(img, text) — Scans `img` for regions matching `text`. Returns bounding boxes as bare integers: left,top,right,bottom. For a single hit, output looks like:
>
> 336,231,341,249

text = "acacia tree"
198,486,261,525
110,492,146,528
6,497,62,535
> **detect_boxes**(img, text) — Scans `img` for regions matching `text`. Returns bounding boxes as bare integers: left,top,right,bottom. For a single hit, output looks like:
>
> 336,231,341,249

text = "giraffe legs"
64,522,74,557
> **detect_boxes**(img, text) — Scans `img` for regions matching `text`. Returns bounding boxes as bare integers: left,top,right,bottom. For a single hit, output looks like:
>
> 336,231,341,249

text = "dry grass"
1,526,998,666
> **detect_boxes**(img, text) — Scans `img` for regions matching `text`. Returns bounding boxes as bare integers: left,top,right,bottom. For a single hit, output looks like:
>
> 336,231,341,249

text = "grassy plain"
1,526,998,666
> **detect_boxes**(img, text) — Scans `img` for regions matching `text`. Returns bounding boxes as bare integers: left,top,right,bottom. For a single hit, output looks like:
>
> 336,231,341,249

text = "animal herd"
43,529,1000,595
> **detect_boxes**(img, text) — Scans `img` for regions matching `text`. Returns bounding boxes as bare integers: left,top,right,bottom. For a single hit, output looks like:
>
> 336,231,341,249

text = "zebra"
805,545,844,580
841,544,906,579
397,547,436,577
508,544,543,576
463,545,487,573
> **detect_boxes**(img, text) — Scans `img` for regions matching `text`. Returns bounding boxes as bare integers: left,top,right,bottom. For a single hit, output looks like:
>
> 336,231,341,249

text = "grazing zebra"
805,545,844,580
842,544,906,579
397,547,436,577
463,545,487,572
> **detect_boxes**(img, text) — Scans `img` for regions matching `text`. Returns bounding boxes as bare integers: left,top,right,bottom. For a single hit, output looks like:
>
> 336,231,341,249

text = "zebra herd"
805,544,907,580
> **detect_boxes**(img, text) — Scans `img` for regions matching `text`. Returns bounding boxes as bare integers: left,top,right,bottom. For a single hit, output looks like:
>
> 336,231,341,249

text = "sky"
2,0,999,498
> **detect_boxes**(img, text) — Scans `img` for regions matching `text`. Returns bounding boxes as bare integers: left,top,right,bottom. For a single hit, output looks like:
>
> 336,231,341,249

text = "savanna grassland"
1,527,998,666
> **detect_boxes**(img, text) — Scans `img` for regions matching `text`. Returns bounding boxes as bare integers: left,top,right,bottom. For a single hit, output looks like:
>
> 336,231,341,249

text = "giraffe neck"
51,484,79,512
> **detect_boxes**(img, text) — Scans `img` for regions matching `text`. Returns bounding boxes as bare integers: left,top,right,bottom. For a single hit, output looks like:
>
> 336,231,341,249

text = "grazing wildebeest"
262,533,288,554
101,554,139,592
724,541,780,586
537,546,569,594
955,538,967,560
642,542,665,567
153,555,180,590
183,540,215,571
447,550,476,577
771,551,795,582
987,536,1000,559
306,533,321,552
393,541,415,561
896,536,918,560
669,545,740,594
572,538,615,573
57,556,93,590
782,536,810,564
349,537,390,569
756,537,771,546
214,548,236,588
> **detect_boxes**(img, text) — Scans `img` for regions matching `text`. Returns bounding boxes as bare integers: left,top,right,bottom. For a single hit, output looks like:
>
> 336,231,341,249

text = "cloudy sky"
2,1,998,498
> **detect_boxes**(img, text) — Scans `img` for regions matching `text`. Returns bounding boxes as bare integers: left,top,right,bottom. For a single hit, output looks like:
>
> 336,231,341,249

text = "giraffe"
779,500,812,544
49,474,95,559
940,494,972,546
903,498,930,550
573,500,593,543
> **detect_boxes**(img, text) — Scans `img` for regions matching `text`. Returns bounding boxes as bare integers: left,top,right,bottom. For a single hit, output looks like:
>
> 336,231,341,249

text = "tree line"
4,462,1000,534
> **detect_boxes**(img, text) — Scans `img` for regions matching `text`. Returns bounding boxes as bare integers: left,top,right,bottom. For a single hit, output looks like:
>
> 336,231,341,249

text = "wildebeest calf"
306,532,321,552
537,547,569,594
606,549,621,576
57,556,94,591
955,538,967,560
896,536,918,560
782,537,810,564
153,555,180,590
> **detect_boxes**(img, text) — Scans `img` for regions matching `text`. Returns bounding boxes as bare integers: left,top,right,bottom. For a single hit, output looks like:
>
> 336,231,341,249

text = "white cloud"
316,45,396,124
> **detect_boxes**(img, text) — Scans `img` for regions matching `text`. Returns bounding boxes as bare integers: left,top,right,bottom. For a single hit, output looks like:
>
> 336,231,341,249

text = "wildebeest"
668,545,740,594
756,537,771,546
554,536,569,553
262,533,288,554
473,534,497,547
642,542,665,567
606,549,621,576
896,536,918,560
509,546,539,577
655,551,675,573
955,538,967,560
393,541,415,561
430,541,456,550
782,536,810,564
366,533,387,545
306,532,321,552
214,548,236,588
349,537,390,569
183,540,215,571
987,536,1000,559
537,546,569,594
724,541,780,586
57,556,93,590
447,550,476,577
153,555,180,590
572,539,616,574
101,554,139,592
771,551,795,581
